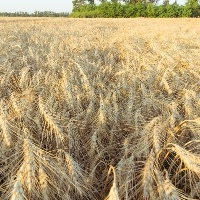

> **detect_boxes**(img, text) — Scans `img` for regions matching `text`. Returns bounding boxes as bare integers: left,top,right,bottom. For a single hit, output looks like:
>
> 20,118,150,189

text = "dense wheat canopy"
0,18,200,200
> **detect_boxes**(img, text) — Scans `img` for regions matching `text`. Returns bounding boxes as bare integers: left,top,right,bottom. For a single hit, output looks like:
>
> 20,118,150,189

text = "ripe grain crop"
0,18,200,200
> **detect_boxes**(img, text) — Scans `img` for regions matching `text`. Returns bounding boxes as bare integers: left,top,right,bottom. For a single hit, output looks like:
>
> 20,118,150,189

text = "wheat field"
0,18,200,200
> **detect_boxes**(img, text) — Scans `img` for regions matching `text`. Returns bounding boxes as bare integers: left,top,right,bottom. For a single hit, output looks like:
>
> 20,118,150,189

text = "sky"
0,0,186,14
0,0,73,13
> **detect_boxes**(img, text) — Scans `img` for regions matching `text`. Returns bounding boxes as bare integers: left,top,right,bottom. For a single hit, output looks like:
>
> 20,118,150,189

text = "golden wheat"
0,17,200,200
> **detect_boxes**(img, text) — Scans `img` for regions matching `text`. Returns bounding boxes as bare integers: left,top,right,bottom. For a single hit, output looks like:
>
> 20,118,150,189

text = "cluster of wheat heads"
0,18,200,200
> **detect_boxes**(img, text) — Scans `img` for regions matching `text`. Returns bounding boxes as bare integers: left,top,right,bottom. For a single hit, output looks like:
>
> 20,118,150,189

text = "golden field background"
0,18,200,200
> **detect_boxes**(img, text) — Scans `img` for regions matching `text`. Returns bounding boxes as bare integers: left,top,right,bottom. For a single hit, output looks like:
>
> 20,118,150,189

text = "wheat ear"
10,178,24,200
155,169,179,200
104,166,120,200
38,96,64,142
142,149,156,199
0,100,11,146
170,143,200,175
39,164,49,200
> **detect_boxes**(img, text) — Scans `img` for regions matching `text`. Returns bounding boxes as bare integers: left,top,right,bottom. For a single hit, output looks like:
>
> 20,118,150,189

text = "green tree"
72,0,86,10
156,5,166,17
146,3,156,17
124,4,137,17
111,0,119,3
98,0,107,3
185,0,199,17
135,2,146,17
113,3,125,17
70,0,200,18
122,0,130,3
165,4,176,17
163,0,169,5
88,0,95,4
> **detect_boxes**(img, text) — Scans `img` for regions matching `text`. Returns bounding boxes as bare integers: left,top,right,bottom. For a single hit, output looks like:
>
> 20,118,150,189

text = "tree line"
70,0,200,17
0,11,69,17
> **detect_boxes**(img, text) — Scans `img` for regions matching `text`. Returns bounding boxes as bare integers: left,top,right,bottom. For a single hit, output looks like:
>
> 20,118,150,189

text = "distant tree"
174,0,178,4
122,0,130,3
0,11,69,17
185,0,199,16
111,0,119,3
156,5,166,17
165,4,175,16
73,0,86,10
129,0,138,4
163,0,170,5
135,2,146,16
124,4,136,17
98,0,107,3
146,3,156,17
87,0,94,5
88,0,95,4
